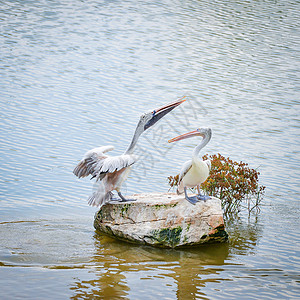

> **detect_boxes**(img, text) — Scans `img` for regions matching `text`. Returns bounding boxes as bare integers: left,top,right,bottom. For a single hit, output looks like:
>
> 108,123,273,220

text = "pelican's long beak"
144,96,186,130
168,129,204,143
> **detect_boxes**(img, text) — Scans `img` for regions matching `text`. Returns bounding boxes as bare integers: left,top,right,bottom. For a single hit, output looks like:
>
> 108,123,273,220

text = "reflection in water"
225,213,263,256
70,234,228,299
69,214,261,300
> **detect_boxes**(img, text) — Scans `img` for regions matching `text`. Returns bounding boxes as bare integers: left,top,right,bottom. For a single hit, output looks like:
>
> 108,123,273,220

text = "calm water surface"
1,0,299,299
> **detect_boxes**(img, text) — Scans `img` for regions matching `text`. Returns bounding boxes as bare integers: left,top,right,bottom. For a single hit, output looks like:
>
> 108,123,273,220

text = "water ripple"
1,0,300,299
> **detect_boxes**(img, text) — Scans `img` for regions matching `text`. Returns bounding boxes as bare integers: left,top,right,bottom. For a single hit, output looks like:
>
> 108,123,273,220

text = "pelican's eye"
152,110,156,116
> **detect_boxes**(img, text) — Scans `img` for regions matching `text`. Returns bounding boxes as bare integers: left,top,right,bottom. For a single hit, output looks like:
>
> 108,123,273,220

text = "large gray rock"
94,193,228,248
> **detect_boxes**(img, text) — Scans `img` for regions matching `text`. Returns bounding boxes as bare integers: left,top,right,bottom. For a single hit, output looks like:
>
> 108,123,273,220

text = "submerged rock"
94,193,228,248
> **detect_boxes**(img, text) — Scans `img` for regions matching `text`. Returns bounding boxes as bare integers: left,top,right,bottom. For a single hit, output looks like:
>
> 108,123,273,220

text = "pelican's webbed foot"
184,187,199,205
197,194,211,201
196,186,211,201
117,192,136,202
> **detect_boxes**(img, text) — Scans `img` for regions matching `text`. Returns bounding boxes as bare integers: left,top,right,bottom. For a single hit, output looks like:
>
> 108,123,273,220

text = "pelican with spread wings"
74,97,186,208
168,127,212,204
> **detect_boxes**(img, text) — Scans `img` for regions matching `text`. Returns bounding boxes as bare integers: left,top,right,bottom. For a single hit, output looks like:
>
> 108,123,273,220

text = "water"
0,0,299,298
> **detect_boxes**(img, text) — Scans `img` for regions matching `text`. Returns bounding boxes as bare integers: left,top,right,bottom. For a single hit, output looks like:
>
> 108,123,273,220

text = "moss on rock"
151,226,183,247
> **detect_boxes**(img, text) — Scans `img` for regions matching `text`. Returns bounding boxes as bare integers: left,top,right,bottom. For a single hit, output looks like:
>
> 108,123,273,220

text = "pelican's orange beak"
154,96,186,114
168,129,204,143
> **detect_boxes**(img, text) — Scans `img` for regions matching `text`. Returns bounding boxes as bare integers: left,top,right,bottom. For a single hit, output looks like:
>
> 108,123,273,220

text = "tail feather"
87,190,112,208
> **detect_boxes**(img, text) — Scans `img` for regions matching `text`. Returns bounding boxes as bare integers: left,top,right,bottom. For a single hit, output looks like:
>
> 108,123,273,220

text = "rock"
94,192,228,248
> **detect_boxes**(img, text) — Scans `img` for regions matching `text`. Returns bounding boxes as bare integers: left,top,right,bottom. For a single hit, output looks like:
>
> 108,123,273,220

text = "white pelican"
168,127,212,204
74,97,186,208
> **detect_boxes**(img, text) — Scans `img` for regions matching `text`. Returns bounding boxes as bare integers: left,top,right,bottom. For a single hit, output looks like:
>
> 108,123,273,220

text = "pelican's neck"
124,120,144,155
192,130,212,158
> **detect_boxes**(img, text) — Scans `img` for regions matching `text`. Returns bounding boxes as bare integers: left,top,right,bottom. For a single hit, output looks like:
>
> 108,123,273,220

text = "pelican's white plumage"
74,97,186,208
168,127,212,204
177,158,211,194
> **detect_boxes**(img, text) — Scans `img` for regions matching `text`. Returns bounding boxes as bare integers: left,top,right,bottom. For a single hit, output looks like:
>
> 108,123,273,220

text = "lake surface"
1,0,299,298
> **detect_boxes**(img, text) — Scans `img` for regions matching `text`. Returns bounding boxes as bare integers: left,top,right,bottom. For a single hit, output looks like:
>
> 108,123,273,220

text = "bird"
168,127,212,204
73,96,186,208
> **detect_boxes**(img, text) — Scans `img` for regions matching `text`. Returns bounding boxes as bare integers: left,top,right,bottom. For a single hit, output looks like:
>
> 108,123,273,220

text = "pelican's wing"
176,159,193,194
73,145,114,178
178,160,193,183
204,159,211,170
97,154,136,178
83,145,115,158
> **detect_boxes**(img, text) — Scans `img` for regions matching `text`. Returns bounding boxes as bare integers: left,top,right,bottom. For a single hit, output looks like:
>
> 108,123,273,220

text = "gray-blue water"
0,0,299,299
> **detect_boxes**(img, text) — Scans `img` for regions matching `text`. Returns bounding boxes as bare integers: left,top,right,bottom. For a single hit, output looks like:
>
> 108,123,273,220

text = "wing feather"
73,145,136,181
100,155,136,174
73,145,114,178
178,160,193,183
83,145,115,159
176,160,192,195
